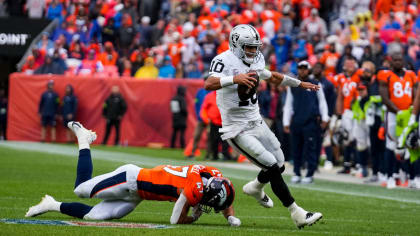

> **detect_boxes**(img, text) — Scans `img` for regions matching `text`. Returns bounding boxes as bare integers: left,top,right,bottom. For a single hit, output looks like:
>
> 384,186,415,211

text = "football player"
378,53,418,188
334,57,360,174
25,121,240,226
204,24,322,229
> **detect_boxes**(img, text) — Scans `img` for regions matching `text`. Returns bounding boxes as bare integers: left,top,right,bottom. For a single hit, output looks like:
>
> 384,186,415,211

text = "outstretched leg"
25,195,139,220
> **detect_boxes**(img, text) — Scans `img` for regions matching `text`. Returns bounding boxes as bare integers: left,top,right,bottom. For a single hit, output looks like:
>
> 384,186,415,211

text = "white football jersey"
209,50,266,128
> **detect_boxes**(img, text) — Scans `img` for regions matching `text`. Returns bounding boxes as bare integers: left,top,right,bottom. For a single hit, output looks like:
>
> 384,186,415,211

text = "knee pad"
74,183,90,198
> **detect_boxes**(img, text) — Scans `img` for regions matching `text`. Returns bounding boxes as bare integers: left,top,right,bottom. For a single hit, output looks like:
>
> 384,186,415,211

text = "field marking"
0,218,174,229
1,141,420,205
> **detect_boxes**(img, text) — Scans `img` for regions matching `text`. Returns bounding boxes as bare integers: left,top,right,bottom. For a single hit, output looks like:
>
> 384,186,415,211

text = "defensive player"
334,57,360,174
26,121,240,226
378,53,418,188
204,24,322,229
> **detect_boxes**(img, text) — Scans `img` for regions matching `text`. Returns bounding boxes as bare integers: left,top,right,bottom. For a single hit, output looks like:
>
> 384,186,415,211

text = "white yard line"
1,141,419,205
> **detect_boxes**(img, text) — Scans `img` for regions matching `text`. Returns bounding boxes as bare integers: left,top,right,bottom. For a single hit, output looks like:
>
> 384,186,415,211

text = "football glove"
228,215,241,227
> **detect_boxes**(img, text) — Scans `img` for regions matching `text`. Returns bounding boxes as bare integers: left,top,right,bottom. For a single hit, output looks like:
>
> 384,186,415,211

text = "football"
237,70,260,101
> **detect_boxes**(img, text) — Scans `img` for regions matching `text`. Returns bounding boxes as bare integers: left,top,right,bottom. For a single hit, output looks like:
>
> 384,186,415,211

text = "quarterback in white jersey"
205,24,323,229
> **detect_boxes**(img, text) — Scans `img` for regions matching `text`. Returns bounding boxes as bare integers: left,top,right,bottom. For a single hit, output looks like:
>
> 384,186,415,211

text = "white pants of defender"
342,109,355,143
74,164,142,220
385,112,397,150
353,120,370,151
227,120,285,170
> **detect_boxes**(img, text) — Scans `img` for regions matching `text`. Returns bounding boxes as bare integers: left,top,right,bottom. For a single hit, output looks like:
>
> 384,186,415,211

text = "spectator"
0,88,6,140
258,81,272,127
200,91,232,161
170,86,187,149
76,49,103,75
199,30,219,72
319,43,340,76
185,62,202,79
134,57,158,79
311,62,336,170
98,42,118,66
118,14,135,56
167,32,185,77
0,0,8,17
150,19,165,47
69,41,85,60
300,8,328,38
182,22,201,67
271,33,291,71
131,53,144,76
121,58,132,77
39,80,59,142
62,84,77,143
102,86,127,146
46,0,63,21
189,78,211,159
158,56,176,79
101,18,117,45
21,55,37,75
37,32,54,52
34,54,66,75
138,16,153,48
284,61,329,184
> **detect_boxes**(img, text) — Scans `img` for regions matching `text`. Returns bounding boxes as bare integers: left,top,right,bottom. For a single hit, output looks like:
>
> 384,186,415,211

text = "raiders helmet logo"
231,33,239,47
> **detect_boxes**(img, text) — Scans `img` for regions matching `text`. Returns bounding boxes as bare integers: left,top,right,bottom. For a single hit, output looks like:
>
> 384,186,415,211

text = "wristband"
257,69,272,80
220,76,234,87
281,75,301,87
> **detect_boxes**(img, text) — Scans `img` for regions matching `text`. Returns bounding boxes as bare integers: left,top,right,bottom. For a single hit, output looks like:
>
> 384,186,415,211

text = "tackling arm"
170,192,197,224
223,205,241,227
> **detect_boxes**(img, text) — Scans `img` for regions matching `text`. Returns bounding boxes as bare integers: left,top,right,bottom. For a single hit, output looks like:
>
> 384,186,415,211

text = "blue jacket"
194,89,210,122
158,65,176,78
319,77,336,117
271,34,291,70
39,90,59,117
62,95,77,117
47,4,63,21
258,89,271,118
290,79,320,127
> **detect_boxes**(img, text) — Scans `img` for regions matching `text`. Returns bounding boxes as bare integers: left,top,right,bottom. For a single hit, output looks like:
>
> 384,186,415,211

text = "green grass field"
1,141,420,235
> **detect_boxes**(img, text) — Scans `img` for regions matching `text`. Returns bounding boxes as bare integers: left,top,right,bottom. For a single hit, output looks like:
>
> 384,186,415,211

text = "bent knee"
74,183,91,198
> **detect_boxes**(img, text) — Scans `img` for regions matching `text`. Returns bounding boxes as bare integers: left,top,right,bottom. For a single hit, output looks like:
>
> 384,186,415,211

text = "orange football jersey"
337,72,360,111
377,69,418,110
137,165,222,206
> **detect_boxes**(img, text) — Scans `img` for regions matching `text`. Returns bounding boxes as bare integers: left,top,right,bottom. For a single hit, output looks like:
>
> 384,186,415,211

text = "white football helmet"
229,24,262,64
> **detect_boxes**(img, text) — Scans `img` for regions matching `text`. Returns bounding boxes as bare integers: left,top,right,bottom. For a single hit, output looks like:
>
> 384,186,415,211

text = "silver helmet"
229,24,262,64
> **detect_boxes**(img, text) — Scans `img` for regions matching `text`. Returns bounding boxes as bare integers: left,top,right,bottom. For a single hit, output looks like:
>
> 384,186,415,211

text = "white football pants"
74,164,142,220
227,120,284,170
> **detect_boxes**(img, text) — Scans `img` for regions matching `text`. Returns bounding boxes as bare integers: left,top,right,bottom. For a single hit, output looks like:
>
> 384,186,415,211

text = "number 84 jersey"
137,165,222,206
377,69,417,110
209,50,266,127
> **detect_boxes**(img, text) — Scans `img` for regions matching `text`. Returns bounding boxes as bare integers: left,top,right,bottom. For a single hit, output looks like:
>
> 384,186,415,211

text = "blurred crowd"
12,0,420,79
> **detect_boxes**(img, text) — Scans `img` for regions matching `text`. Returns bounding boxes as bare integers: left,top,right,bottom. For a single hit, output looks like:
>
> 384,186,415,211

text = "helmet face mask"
199,177,235,213
229,24,262,64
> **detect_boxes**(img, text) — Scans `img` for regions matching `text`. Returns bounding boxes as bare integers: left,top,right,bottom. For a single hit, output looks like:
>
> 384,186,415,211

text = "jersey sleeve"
377,70,390,83
208,54,230,78
182,165,205,206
